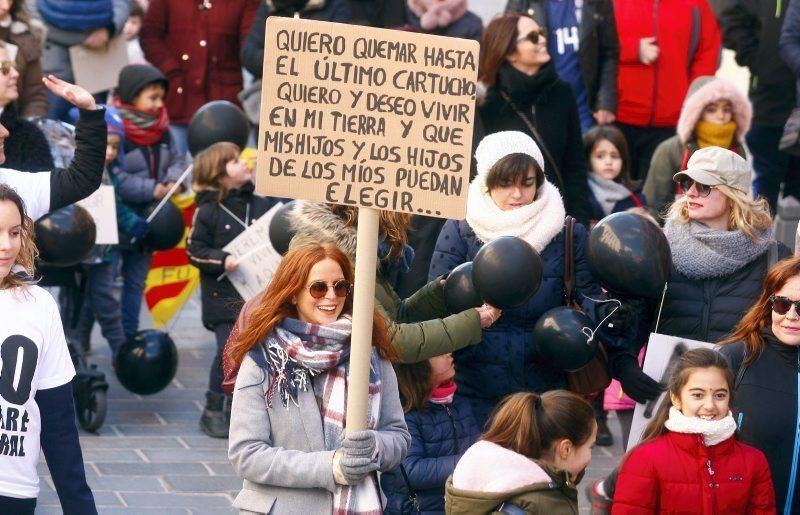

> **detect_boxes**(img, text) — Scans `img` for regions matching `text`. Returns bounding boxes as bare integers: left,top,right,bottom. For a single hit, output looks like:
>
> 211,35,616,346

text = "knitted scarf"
114,99,170,146
663,219,771,280
261,315,384,514
466,179,565,252
430,379,457,405
664,407,737,446
587,173,633,217
695,120,737,149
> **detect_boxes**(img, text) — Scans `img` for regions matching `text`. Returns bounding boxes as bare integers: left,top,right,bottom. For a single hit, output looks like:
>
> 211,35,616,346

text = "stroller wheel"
77,386,107,432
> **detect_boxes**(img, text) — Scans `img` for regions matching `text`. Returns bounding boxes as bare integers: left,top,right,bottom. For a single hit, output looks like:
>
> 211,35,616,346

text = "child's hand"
164,182,184,194
42,75,96,110
224,255,238,272
153,183,168,200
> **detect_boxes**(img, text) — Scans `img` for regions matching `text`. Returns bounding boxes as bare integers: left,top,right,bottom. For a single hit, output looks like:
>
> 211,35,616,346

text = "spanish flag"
144,193,200,327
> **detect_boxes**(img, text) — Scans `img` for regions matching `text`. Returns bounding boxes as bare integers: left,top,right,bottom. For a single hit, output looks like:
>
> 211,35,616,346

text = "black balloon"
269,201,296,255
472,236,542,309
187,100,249,156
115,329,178,395
35,205,96,266
586,212,671,298
532,307,597,371
444,262,483,314
143,201,185,250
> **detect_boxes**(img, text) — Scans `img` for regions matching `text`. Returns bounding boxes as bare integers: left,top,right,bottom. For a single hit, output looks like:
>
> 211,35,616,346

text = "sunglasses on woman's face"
678,178,715,198
0,61,16,76
307,279,352,299
770,295,800,316
513,28,547,47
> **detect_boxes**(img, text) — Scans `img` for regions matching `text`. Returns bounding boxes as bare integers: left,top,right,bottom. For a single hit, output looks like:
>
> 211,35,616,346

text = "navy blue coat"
587,186,647,222
380,397,480,515
428,219,619,424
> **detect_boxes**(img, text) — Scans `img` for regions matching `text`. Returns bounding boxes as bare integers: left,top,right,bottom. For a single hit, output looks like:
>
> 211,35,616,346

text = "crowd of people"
1,0,800,514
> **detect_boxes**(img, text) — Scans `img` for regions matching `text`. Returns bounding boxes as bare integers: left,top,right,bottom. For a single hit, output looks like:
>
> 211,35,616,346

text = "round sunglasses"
678,178,717,198
770,295,800,316
513,28,547,47
306,279,352,299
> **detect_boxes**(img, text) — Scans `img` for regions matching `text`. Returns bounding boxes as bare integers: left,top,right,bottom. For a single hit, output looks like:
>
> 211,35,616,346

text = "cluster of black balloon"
115,329,179,395
34,205,97,266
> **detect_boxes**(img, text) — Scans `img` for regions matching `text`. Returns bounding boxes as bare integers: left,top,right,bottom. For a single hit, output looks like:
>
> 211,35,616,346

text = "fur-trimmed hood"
676,76,752,144
289,201,358,262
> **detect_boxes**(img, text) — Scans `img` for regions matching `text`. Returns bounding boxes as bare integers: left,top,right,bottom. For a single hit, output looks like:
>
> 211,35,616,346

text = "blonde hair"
0,184,38,290
665,184,772,241
191,142,241,201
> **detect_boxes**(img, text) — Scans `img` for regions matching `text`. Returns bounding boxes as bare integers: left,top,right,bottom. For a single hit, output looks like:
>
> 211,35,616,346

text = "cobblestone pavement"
35,291,624,514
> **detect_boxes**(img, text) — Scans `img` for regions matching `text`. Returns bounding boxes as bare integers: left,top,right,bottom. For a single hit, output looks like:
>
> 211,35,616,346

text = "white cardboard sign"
77,185,118,244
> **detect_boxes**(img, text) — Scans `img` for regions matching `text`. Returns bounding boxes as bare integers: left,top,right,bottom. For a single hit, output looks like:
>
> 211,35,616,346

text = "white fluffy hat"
474,131,545,182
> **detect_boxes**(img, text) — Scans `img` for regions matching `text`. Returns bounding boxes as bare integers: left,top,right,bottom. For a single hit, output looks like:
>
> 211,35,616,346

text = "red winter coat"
613,0,721,128
613,431,776,514
139,0,259,125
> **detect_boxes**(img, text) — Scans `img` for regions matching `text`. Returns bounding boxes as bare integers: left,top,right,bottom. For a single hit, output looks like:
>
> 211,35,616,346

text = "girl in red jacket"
612,348,776,514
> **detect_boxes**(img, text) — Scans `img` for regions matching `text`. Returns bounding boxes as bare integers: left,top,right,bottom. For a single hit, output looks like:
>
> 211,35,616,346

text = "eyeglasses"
678,178,716,198
307,279,352,299
0,61,16,76
513,28,547,47
770,295,800,315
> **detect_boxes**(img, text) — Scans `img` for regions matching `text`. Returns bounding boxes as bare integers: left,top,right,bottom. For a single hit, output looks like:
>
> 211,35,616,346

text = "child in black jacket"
186,142,281,438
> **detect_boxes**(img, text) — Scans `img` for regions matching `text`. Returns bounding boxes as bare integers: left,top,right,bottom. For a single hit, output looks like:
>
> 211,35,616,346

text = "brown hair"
328,205,411,260
395,360,433,413
481,391,595,459
129,0,145,18
192,142,241,202
719,256,800,364
478,13,525,87
638,348,734,445
485,153,545,192
228,242,397,367
0,184,37,290
583,125,638,191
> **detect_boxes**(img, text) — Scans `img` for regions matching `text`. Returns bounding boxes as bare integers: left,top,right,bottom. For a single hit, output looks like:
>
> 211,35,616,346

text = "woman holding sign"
227,242,409,515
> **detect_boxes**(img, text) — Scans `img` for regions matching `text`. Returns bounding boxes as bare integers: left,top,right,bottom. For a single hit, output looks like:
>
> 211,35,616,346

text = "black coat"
480,63,593,224
1,103,54,172
186,184,281,328
504,0,620,113
721,332,800,514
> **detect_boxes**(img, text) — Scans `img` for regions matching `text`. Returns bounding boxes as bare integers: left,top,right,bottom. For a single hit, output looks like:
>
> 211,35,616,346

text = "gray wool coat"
228,352,411,515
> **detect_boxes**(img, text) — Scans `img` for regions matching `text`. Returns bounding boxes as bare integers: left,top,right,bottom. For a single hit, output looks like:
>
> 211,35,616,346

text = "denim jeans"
116,248,152,339
749,124,800,214
78,262,126,353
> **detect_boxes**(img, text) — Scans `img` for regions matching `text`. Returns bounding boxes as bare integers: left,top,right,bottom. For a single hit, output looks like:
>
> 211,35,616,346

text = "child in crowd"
381,353,480,514
75,106,149,357
584,124,647,225
643,76,752,218
124,0,148,65
612,348,775,513
0,184,97,514
113,63,185,340
186,142,281,438
445,390,596,513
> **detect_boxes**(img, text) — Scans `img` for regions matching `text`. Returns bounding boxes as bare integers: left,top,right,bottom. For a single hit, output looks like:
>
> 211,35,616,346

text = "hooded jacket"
445,440,578,514
643,76,752,217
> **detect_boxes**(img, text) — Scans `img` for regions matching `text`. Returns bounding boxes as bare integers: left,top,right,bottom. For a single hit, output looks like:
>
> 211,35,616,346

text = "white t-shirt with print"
0,285,75,499
0,168,51,221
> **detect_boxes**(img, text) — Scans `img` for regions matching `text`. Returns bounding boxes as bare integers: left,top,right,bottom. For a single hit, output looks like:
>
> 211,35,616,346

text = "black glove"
615,355,663,403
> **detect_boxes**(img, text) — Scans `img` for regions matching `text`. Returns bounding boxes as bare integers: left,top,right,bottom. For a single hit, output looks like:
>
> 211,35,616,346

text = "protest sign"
222,203,284,302
77,185,118,244
255,17,478,219
627,333,716,451
69,36,129,95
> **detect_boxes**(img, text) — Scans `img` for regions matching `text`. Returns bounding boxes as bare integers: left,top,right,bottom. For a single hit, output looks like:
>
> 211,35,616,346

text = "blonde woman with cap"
427,131,652,427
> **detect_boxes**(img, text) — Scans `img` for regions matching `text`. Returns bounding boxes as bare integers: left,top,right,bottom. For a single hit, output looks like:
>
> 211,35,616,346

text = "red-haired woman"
226,242,410,515
718,256,800,514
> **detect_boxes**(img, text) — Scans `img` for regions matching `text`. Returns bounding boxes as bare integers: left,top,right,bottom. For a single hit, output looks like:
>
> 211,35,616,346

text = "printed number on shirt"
0,336,38,405
555,27,580,54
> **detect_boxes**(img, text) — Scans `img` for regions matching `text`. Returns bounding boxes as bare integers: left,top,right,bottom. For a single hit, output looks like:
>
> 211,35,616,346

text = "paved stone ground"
35,291,624,514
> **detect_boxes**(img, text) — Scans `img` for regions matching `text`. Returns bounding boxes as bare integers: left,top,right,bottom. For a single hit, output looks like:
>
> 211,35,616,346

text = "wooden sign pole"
345,207,379,435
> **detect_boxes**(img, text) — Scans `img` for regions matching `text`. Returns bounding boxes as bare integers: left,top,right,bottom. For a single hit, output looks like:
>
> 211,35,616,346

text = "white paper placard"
222,202,284,301
69,36,129,94
626,333,716,451
77,185,118,244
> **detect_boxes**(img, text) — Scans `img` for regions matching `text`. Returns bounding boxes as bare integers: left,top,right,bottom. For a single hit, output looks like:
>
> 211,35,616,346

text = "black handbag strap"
399,465,421,513
563,216,576,306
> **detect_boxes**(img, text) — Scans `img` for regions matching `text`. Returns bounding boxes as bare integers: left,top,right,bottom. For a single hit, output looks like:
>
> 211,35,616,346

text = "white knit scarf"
664,406,738,446
465,179,566,252
587,173,633,217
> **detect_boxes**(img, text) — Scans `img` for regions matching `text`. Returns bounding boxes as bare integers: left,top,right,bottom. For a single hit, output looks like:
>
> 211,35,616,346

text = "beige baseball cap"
673,146,751,194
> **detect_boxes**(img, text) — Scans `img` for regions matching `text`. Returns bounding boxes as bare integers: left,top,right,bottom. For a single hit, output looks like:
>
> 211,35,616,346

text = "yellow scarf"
695,120,737,148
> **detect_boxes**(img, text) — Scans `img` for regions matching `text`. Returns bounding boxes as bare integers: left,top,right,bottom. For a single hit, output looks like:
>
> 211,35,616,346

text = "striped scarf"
113,98,170,146
263,316,384,514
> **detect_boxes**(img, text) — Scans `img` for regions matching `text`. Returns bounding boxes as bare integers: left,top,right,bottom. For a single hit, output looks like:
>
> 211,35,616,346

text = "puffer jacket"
115,132,185,207
643,76,751,218
445,440,578,514
381,397,481,515
721,331,800,514
612,431,775,514
186,184,281,329
428,218,616,425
